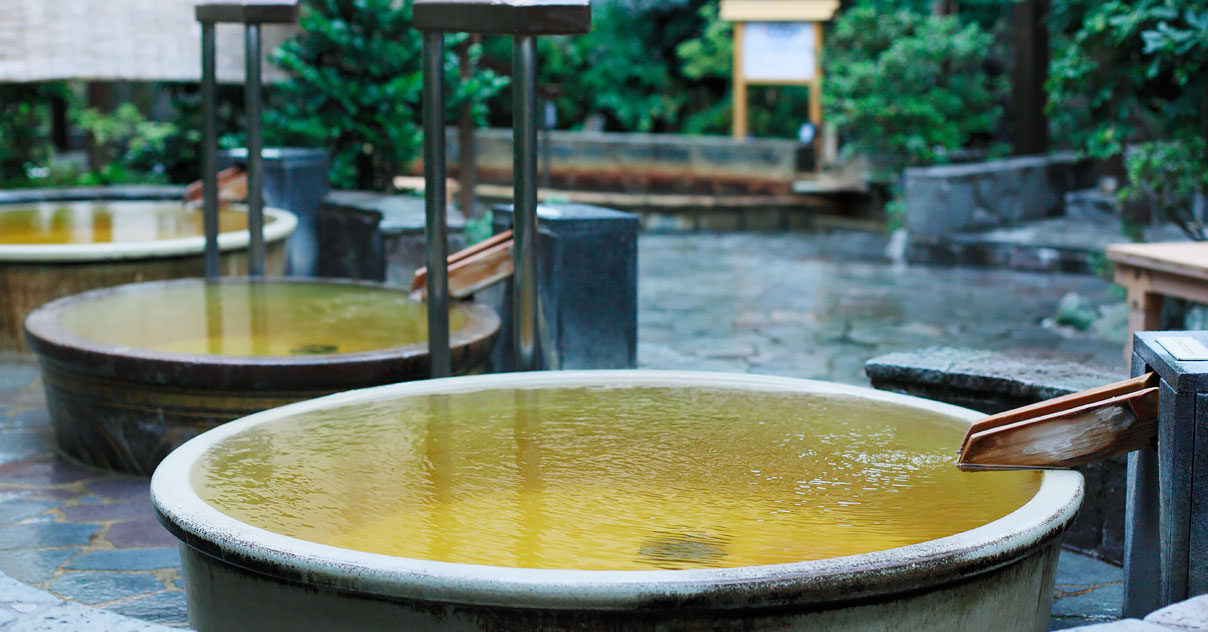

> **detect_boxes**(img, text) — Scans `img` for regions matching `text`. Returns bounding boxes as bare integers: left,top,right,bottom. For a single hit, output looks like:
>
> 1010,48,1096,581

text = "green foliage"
673,2,812,137
1047,1,1208,159
138,83,248,184
0,83,69,183
266,0,506,190
822,5,1005,177
503,0,704,134
74,103,175,183
1122,138,1208,240
1049,0,1208,238
462,208,495,245
564,2,683,132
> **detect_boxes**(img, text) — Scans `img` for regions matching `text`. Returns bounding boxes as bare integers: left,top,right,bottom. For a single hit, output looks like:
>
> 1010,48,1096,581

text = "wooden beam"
721,0,839,22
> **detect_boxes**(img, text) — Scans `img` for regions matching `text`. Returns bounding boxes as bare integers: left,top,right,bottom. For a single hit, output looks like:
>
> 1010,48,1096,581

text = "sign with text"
742,21,815,82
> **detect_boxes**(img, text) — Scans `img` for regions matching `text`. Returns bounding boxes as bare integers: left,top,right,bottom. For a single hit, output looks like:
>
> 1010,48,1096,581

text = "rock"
1144,594,1208,631
1057,292,1098,330
1058,620,1178,632
1093,302,1131,345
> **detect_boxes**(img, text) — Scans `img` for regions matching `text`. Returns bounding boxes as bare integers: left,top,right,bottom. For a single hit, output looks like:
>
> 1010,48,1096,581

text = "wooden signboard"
720,0,837,139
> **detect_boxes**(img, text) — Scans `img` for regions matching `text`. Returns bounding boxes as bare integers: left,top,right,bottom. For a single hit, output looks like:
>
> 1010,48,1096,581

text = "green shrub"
674,1,812,138
487,0,706,134
0,83,69,184
1048,1,1208,160
1123,139,1208,240
1049,1,1208,238
74,103,175,184
822,5,1005,177
266,0,506,190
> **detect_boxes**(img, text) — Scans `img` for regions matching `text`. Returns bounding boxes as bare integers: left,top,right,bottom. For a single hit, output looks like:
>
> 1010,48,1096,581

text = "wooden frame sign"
720,0,838,138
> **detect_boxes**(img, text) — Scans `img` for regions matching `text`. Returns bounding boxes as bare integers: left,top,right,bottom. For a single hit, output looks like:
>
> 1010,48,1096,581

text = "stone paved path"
0,230,1128,629
0,358,186,627
637,232,1122,384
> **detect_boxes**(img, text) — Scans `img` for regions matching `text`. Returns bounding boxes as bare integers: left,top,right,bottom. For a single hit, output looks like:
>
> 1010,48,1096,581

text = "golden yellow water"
194,386,1041,570
59,281,465,356
0,201,262,245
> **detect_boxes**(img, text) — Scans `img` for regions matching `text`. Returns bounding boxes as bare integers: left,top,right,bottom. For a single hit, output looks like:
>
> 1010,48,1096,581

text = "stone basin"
152,370,1083,631
24,278,499,474
0,197,296,352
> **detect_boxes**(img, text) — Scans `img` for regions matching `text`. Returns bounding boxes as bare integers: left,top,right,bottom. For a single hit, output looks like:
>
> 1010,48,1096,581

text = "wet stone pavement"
0,230,1127,629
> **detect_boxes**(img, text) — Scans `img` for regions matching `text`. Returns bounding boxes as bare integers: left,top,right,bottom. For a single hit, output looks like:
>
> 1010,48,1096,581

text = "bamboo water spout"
956,372,1160,471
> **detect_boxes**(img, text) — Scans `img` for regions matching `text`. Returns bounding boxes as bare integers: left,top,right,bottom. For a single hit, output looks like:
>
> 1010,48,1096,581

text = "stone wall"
426,128,803,196
903,153,1096,236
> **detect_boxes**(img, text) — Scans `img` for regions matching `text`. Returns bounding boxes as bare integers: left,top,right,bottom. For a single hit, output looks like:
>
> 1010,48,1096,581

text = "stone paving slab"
1060,595,1208,631
0,572,173,631
1146,595,1208,631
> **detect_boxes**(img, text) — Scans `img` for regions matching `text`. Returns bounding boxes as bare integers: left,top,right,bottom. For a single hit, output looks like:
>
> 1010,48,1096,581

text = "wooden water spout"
184,166,248,207
956,372,1160,471
410,230,515,301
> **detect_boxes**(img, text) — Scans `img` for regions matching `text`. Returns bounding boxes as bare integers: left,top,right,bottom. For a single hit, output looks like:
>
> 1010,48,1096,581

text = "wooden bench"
1108,241,1208,359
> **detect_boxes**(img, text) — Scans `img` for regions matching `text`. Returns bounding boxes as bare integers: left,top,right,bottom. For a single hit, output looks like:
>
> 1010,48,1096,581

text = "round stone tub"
0,188,296,352
152,371,1083,632
24,278,500,475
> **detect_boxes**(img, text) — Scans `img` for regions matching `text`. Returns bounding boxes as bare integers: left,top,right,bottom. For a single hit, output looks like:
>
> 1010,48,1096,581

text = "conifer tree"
268,0,506,190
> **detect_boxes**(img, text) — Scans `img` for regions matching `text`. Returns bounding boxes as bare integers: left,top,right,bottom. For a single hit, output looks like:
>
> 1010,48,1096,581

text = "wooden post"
85,82,113,173
732,21,748,138
1010,0,1050,155
458,36,479,218
811,21,824,166
809,22,823,128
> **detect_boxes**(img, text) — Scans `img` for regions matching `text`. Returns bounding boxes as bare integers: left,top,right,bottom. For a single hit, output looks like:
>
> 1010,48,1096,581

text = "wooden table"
1107,241,1208,359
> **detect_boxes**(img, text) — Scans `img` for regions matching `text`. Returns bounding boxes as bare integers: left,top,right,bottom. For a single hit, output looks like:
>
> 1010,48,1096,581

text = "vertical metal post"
423,31,451,379
244,23,266,277
201,21,220,278
512,36,539,371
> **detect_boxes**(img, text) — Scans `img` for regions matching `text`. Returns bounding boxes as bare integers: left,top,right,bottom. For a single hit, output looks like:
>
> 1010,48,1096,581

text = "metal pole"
244,23,266,277
512,36,539,371
201,21,220,278
423,31,451,379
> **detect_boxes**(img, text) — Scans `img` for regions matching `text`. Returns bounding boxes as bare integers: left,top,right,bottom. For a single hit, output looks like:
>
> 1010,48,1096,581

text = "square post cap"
195,1,299,24
413,0,591,35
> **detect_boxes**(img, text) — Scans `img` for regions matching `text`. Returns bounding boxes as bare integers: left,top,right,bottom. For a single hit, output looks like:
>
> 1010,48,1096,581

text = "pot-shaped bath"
0,194,296,352
152,371,1083,631
25,277,499,474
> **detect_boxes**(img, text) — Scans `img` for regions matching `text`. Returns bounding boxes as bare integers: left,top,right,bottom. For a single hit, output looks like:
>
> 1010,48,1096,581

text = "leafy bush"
823,5,1005,177
267,0,506,190
74,103,175,183
485,0,707,134
673,2,813,138
1123,140,1208,240
1048,1,1208,160
0,83,69,184
1049,1,1208,237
